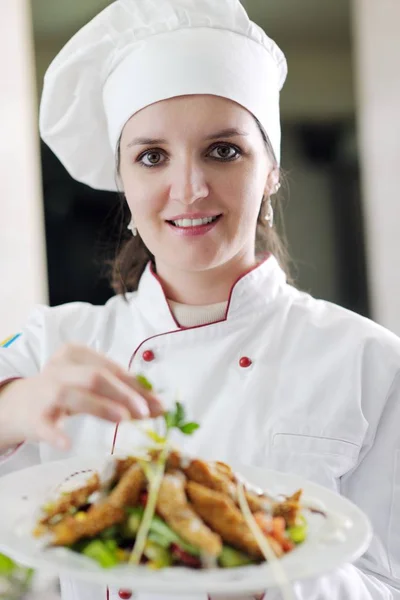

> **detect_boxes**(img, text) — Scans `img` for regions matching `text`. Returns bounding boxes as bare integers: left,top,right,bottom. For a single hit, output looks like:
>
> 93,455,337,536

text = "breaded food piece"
115,456,138,481
108,463,146,508
40,473,100,525
50,503,125,546
186,482,283,559
157,472,222,557
162,451,275,514
215,461,234,479
273,490,302,526
49,463,145,546
185,459,237,497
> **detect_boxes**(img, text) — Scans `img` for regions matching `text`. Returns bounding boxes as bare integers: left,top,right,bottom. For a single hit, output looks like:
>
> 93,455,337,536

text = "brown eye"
208,144,241,161
138,150,166,168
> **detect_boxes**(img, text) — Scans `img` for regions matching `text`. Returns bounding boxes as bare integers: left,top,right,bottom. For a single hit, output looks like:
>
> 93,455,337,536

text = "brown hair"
109,118,291,294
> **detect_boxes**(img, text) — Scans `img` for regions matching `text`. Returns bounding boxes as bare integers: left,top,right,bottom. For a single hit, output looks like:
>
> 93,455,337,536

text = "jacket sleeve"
0,300,112,477
266,370,400,600
0,306,52,477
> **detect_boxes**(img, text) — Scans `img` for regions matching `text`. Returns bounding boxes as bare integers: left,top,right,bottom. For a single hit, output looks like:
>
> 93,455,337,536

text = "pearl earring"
127,219,137,236
265,198,274,228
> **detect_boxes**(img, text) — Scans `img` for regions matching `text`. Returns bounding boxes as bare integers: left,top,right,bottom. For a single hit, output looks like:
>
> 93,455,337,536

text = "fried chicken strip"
273,490,303,526
157,471,222,557
39,473,100,525
48,463,145,546
186,481,283,559
166,452,275,514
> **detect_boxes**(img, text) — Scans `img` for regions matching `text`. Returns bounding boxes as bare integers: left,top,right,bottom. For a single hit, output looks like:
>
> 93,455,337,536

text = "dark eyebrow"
127,128,249,148
127,137,167,148
204,128,249,140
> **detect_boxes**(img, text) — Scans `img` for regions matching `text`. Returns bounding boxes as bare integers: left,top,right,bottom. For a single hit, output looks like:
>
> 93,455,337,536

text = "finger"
51,366,151,419
51,346,163,416
63,389,134,421
123,374,165,417
35,420,71,451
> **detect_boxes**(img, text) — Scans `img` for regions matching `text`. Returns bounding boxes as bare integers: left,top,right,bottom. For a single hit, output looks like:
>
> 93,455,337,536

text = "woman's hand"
0,343,164,451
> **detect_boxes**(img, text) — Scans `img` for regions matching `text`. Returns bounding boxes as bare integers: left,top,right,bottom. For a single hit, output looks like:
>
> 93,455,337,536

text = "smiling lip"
166,213,221,221
166,214,222,237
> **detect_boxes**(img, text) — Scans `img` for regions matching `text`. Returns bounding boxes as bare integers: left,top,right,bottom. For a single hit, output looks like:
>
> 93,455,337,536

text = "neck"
154,252,258,305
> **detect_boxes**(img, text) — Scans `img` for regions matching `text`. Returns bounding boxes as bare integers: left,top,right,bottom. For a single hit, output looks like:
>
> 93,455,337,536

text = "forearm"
0,378,25,449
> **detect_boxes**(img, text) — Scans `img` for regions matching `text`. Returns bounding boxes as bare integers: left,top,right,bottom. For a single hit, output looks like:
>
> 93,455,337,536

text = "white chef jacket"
0,256,399,600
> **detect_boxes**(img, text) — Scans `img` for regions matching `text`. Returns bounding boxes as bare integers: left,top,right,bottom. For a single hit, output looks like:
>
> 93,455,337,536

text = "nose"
168,159,209,206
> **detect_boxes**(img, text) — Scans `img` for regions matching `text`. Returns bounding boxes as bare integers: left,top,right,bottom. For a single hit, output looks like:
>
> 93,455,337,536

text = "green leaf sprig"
135,374,200,441
164,402,200,436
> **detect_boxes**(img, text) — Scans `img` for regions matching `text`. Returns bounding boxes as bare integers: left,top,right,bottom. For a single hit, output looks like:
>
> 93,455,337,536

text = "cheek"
124,184,163,220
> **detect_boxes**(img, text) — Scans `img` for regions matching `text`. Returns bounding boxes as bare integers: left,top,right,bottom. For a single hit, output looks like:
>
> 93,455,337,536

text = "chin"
166,252,231,274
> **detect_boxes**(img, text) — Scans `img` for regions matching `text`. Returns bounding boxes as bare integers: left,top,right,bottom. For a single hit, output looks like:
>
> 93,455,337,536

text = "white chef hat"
39,0,287,191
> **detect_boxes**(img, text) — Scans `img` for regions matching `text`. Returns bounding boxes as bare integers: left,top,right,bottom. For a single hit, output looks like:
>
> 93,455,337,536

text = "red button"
239,356,252,368
142,350,155,362
118,590,133,600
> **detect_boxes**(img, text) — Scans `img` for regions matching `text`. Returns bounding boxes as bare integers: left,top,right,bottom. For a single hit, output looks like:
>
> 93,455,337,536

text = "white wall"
352,0,400,334
0,0,48,339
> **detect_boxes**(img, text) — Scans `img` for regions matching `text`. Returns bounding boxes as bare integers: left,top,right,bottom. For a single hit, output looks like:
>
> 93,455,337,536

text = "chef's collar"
134,255,287,332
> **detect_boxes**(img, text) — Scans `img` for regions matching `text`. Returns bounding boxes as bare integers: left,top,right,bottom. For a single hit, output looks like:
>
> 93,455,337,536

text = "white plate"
0,456,372,595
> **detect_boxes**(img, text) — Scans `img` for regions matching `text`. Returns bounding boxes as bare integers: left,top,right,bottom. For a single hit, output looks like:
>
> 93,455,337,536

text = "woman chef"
0,1,399,599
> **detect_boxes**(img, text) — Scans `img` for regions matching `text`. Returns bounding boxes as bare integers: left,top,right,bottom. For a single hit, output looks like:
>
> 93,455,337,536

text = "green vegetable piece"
123,508,144,538
100,525,120,541
179,422,200,435
136,374,153,391
104,540,118,552
147,531,170,549
144,540,173,568
287,523,308,544
0,553,15,575
150,516,200,556
82,540,119,568
218,546,254,568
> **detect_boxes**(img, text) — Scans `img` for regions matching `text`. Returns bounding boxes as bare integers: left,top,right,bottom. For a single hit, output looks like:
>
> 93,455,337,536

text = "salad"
33,390,309,572
0,553,33,600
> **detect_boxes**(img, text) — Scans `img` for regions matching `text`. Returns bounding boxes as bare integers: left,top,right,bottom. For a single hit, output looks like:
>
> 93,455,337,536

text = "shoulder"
15,293,136,347
284,285,400,370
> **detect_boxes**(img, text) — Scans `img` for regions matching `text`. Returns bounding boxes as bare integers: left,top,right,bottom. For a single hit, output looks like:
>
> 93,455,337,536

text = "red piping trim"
110,255,271,458
149,262,181,329
0,441,24,463
111,422,119,455
149,255,271,326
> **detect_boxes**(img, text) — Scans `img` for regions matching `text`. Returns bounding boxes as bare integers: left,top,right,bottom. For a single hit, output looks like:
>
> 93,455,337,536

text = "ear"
264,167,280,197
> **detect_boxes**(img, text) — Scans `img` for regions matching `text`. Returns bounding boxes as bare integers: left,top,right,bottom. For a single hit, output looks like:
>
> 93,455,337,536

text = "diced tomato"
272,517,286,535
253,513,294,553
254,512,273,534
139,491,148,506
170,544,201,569
280,538,295,552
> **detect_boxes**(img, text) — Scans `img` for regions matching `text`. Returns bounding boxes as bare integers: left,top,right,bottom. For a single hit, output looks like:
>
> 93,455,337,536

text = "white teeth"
172,216,218,228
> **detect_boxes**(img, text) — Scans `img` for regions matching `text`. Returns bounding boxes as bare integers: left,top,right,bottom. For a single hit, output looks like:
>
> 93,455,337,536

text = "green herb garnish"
136,374,153,391
164,402,200,436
